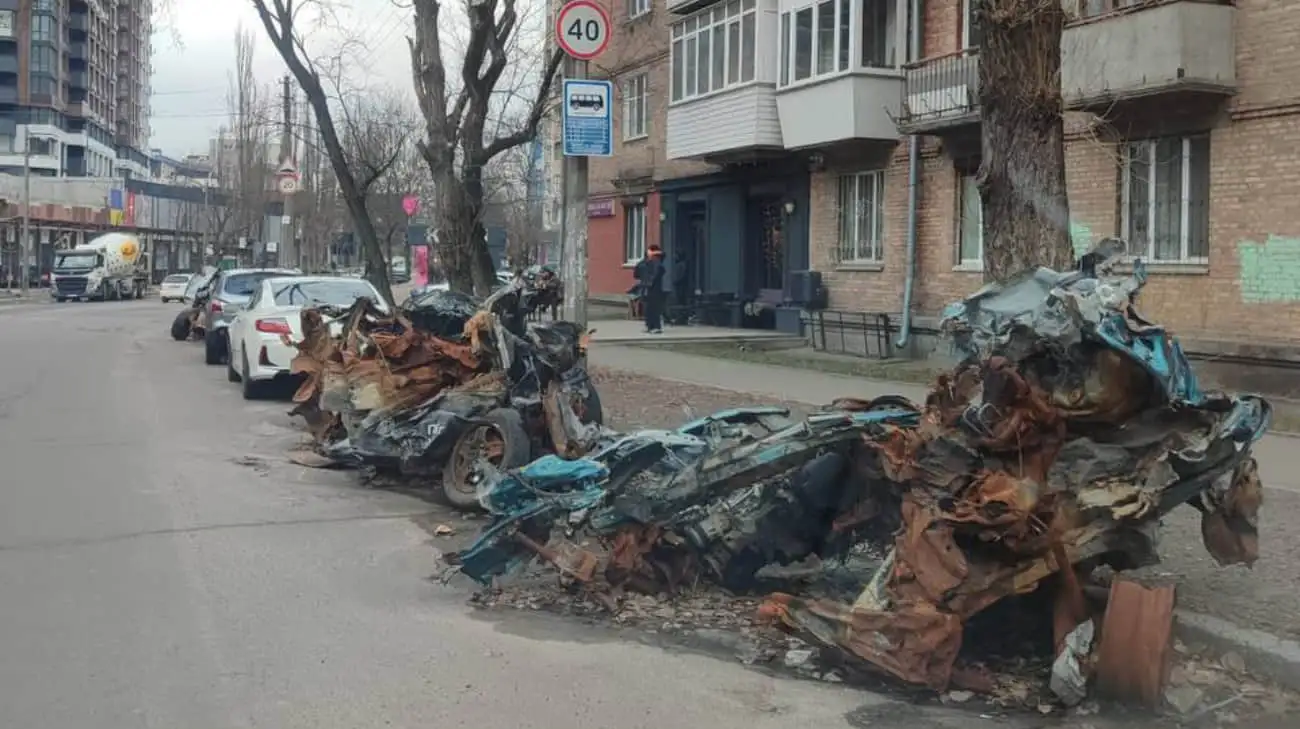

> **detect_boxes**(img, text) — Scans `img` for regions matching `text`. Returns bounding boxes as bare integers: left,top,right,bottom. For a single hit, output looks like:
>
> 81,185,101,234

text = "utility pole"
278,75,294,269
559,57,589,328
19,135,31,296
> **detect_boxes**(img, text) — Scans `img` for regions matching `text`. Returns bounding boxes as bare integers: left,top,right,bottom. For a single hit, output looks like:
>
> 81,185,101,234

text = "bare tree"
217,25,275,263
248,0,396,303
976,0,1073,280
336,88,419,277
409,0,564,295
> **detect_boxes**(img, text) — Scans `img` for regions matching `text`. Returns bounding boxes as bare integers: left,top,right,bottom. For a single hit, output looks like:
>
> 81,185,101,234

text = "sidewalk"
590,344,1300,653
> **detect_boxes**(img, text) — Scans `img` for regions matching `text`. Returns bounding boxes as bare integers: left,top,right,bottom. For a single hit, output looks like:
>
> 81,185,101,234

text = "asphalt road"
0,299,1061,729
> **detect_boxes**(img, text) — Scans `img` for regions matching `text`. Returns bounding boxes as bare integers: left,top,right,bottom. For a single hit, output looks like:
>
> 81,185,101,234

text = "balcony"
897,50,979,134
69,14,89,33
0,55,16,74
68,41,87,59
668,85,784,160
776,73,901,149
1061,0,1235,112
68,71,88,89
666,0,784,161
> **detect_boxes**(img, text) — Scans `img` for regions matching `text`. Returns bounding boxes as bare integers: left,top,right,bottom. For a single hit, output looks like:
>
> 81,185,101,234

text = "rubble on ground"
446,240,1272,705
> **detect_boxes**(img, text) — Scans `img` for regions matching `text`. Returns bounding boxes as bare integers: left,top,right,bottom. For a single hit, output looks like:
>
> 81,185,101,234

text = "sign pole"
561,56,590,329
555,0,610,330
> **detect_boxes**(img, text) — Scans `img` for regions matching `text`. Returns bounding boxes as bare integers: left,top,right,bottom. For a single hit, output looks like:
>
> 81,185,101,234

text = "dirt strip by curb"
1176,610,1300,693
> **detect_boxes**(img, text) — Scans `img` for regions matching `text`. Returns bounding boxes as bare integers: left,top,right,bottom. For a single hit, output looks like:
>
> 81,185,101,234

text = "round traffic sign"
555,0,610,60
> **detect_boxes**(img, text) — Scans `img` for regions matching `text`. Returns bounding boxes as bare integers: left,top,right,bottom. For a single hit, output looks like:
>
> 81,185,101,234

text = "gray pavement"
590,344,1300,641
0,301,1059,729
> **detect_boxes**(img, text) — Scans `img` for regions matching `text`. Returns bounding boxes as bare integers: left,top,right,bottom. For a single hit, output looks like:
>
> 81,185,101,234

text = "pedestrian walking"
633,245,666,334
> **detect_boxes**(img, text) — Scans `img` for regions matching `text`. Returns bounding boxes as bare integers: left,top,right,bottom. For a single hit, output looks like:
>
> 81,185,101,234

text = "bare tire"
441,408,531,509
171,311,192,341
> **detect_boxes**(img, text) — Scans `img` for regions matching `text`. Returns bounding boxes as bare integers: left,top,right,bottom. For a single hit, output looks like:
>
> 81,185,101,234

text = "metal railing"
899,50,980,130
805,310,895,360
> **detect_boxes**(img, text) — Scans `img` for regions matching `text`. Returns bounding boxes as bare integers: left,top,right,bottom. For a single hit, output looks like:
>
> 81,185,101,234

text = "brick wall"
588,192,662,294
810,0,1300,345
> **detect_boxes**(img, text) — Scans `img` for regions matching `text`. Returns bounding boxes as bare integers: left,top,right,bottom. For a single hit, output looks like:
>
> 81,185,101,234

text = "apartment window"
624,203,647,263
670,0,756,102
29,46,56,74
33,0,54,11
780,0,864,86
962,0,983,48
1122,135,1210,264
957,172,983,266
837,171,884,263
628,0,651,19
863,0,899,67
28,74,55,98
622,73,648,140
31,14,55,43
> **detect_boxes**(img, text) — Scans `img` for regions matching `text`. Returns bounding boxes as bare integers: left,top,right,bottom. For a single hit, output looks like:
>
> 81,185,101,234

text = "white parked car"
225,275,389,399
158,273,193,303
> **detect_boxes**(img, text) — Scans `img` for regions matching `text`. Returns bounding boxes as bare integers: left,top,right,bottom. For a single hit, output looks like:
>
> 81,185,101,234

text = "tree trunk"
977,0,1074,282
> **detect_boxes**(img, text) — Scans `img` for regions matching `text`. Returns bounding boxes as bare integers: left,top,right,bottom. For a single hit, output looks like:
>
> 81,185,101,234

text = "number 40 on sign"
555,0,610,60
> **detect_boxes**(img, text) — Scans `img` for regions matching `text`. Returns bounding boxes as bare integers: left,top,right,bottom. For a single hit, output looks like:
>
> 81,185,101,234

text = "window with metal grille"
836,170,884,263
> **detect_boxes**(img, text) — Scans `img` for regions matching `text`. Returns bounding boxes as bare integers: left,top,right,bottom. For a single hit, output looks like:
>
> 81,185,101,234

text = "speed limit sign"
555,0,610,60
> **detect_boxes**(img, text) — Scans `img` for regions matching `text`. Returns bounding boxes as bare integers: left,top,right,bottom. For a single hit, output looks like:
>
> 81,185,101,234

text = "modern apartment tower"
0,0,151,179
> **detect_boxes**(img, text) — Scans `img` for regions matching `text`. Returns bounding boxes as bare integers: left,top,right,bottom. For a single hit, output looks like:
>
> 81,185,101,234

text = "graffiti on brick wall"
1237,235,1300,304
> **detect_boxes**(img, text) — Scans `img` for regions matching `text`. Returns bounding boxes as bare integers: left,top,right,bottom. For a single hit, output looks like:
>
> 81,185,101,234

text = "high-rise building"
0,0,152,180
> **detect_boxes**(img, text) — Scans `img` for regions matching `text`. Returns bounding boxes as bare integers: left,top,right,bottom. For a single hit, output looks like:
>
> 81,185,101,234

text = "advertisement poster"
411,245,429,287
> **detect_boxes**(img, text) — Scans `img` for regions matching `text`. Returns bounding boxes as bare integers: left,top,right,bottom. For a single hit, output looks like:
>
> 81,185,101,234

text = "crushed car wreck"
285,277,603,507
447,240,1270,695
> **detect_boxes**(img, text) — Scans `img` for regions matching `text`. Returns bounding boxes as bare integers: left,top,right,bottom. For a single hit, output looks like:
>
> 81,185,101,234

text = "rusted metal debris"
1092,579,1177,707
450,241,1271,700
284,283,603,507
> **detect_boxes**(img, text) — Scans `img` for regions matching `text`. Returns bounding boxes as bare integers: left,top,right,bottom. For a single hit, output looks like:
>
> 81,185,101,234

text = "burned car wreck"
286,278,603,507
447,241,1269,693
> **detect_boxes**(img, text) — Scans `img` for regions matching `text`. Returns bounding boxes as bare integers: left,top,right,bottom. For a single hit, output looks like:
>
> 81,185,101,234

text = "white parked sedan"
158,273,193,303
225,275,389,399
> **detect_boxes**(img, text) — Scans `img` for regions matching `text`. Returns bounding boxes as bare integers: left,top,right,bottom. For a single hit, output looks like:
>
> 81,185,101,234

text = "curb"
1175,609,1300,692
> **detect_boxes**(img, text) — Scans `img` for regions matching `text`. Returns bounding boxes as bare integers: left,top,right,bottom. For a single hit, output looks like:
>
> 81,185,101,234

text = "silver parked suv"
201,268,302,365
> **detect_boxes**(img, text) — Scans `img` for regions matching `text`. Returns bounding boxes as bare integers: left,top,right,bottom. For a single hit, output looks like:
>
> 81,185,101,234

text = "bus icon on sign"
568,92,604,114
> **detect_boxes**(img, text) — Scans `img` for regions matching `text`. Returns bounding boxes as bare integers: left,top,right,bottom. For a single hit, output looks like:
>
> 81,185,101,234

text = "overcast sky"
149,0,417,157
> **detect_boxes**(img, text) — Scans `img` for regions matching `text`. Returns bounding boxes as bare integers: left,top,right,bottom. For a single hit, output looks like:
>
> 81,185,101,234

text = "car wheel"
227,345,241,382
441,408,531,510
203,329,226,365
240,351,261,400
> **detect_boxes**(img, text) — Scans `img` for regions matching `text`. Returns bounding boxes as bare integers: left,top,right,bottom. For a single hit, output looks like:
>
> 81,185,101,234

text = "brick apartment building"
577,0,1300,350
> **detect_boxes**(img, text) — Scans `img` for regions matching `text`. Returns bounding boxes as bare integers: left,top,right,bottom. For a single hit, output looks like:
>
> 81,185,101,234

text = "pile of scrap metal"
447,240,1270,695
286,280,604,506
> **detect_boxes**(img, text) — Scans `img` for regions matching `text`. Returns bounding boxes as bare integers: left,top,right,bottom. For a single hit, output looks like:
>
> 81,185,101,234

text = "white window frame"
1120,135,1210,265
779,0,852,87
836,170,885,263
621,73,648,141
624,203,648,264
629,0,651,19
962,0,980,49
957,171,983,268
669,0,757,103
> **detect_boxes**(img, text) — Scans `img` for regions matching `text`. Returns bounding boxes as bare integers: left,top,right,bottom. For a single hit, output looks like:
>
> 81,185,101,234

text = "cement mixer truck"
50,232,150,302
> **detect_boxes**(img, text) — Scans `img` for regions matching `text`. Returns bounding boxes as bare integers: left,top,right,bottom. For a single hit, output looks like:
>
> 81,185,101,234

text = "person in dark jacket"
633,245,666,333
